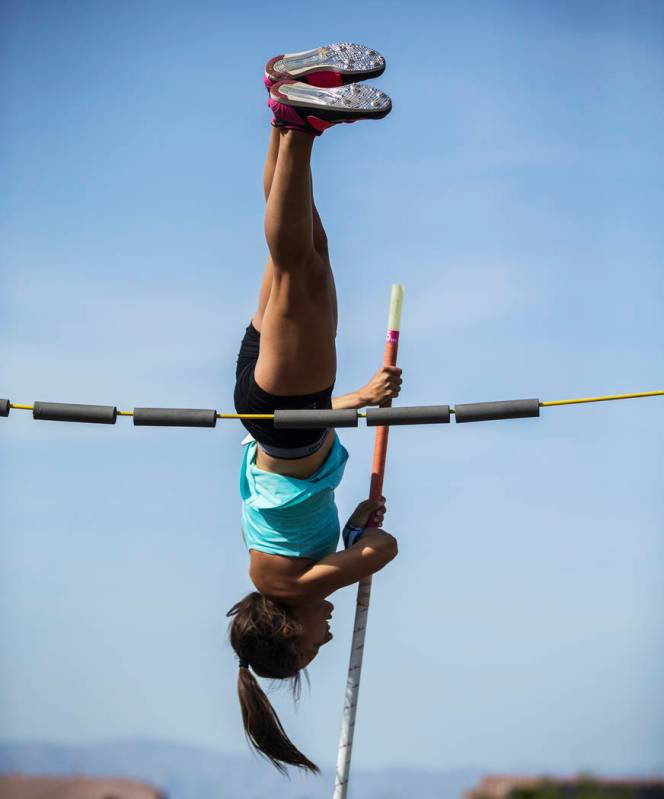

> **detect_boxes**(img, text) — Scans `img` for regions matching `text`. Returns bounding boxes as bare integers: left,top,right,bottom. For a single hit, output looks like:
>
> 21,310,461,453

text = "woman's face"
290,600,334,667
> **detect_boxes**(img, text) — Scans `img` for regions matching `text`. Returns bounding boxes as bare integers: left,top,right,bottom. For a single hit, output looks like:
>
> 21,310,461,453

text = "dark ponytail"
227,592,320,775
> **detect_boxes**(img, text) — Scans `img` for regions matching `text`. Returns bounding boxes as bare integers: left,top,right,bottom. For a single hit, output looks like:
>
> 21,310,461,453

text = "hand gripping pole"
333,284,404,799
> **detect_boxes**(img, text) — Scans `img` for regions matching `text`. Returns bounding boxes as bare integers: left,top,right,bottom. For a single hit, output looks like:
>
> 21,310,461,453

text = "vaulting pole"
333,283,405,799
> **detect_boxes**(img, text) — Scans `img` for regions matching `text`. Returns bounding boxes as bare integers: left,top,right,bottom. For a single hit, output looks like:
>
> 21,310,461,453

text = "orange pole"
369,325,400,505
334,284,404,799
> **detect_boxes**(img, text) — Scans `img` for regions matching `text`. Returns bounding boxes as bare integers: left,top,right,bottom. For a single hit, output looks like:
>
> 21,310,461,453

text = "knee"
308,252,330,283
266,236,316,269
306,255,332,296
276,251,328,279
313,229,329,258
271,255,330,302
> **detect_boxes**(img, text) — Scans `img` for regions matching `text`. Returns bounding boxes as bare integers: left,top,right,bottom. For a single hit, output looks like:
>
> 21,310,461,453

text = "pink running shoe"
268,79,392,136
264,43,386,90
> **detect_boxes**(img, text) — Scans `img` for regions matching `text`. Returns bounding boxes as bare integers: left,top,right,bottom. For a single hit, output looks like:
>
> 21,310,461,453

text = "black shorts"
234,322,335,459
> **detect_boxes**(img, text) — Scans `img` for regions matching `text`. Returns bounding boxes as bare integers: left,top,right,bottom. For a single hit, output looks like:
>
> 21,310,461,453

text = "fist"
347,496,387,529
360,366,403,407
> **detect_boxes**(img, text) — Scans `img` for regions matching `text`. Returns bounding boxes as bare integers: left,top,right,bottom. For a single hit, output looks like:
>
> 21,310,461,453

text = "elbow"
381,533,398,565
358,531,399,576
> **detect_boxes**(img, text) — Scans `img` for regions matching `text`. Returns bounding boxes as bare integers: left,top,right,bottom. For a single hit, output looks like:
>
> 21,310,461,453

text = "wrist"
354,388,370,408
332,391,364,410
342,522,365,549
344,521,364,532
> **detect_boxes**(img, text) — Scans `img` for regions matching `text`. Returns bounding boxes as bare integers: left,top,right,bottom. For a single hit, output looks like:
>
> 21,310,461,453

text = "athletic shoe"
268,79,392,136
264,43,386,90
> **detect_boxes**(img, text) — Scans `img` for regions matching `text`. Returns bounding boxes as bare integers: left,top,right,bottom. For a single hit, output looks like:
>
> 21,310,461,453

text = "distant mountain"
0,739,483,799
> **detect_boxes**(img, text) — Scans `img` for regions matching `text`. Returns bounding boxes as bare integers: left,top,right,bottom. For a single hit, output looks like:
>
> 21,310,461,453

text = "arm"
332,365,402,410
331,390,363,410
294,529,398,600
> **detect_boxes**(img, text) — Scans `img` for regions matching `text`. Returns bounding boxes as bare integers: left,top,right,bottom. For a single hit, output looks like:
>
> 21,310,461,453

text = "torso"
248,429,336,600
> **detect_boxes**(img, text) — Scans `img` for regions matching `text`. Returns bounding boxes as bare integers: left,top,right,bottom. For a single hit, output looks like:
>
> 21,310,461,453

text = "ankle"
278,128,317,145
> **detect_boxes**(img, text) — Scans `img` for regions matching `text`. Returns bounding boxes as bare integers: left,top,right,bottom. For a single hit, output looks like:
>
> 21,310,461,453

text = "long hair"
226,591,319,775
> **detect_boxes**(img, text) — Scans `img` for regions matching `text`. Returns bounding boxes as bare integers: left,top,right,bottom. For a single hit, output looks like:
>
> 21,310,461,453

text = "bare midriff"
254,429,335,479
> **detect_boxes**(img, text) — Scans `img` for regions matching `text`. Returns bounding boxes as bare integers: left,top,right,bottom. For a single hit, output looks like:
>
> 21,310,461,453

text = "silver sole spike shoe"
271,80,392,120
265,43,386,87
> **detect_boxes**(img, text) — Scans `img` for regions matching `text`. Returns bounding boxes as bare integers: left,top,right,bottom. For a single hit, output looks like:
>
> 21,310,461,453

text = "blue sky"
1,0,663,779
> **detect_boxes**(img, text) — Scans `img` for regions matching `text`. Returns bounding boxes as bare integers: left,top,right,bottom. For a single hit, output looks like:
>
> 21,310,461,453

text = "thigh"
254,253,337,396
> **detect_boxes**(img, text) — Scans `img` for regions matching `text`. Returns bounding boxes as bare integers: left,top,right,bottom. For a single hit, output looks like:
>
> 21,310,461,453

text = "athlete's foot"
268,80,392,136
264,43,386,90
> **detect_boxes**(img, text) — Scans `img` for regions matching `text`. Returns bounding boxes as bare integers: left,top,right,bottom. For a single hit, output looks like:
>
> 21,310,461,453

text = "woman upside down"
227,42,399,775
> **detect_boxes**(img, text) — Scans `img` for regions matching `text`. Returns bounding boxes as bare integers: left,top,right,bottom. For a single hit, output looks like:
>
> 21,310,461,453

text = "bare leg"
252,129,281,331
254,130,337,396
254,129,337,333
254,199,336,334
312,198,338,333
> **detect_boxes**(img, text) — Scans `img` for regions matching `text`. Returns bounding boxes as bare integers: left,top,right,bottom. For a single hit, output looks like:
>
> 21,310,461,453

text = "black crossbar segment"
366,405,451,426
273,409,358,428
33,401,118,424
133,408,217,427
454,398,540,423
0,399,9,417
